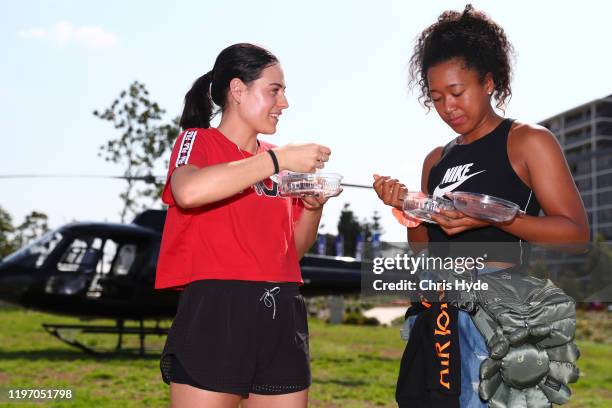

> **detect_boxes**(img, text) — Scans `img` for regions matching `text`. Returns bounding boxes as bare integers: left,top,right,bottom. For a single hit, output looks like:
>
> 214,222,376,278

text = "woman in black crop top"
375,7,588,251
373,5,589,408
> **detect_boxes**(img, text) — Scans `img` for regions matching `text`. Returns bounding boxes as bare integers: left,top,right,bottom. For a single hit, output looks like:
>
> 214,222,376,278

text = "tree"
0,208,50,258
94,81,180,222
0,206,16,258
583,234,612,296
14,211,49,249
337,203,372,257
306,205,386,257
361,210,384,242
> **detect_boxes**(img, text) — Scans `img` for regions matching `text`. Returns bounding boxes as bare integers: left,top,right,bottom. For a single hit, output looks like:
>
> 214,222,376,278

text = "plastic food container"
403,192,455,223
449,191,523,223
278,172,343,198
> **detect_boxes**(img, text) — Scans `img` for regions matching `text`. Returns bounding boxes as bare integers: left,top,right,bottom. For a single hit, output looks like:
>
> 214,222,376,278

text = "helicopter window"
2,230,63,268
111,244,137,276
99,239,118,274
57,237,103,273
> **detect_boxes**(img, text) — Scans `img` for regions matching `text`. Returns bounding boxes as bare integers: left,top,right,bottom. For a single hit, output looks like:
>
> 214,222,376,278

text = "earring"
488,90,493,95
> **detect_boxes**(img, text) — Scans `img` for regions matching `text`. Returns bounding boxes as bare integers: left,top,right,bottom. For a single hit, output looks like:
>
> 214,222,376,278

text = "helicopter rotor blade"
0,174,373,189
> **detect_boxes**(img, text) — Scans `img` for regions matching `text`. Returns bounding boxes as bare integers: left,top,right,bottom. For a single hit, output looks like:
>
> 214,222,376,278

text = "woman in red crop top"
157,43,340,408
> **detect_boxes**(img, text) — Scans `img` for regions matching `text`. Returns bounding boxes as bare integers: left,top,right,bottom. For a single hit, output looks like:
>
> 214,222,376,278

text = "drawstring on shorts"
259,287,281,319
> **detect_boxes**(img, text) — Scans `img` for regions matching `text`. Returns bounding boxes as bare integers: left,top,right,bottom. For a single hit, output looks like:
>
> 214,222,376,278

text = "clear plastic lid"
403,192,455,224
449,191,523,223
278,172,343,198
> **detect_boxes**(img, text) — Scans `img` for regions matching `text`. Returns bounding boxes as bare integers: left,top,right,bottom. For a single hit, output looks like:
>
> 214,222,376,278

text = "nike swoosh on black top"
432,170,486,197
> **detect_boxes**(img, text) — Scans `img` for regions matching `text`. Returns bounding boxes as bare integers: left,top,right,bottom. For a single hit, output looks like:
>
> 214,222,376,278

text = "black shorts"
160,279,310,397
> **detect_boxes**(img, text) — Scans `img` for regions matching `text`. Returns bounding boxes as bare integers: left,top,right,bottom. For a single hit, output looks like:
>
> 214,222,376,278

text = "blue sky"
2,0,612,242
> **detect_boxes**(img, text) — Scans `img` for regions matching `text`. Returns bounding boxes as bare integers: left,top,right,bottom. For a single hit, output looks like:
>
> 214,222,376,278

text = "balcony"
596,101,612,119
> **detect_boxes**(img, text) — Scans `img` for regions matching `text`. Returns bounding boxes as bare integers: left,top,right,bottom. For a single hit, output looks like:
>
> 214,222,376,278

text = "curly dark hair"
409,4,514,111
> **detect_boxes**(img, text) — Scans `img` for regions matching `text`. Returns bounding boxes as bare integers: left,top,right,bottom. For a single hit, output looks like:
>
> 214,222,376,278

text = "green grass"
565,342,612,408
0,307,610,407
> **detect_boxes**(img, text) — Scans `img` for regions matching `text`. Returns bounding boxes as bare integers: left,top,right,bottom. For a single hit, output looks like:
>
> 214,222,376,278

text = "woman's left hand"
301,189,343,211
430,208,490,235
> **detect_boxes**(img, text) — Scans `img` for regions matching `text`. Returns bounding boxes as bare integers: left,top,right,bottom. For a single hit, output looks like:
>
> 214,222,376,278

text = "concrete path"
363,306,407,326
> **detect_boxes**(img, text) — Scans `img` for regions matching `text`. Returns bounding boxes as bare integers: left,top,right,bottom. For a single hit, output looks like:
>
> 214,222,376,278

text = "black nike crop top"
426,118,542,264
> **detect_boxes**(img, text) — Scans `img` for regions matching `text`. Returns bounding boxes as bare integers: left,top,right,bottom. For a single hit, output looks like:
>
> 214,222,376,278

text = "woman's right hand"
373,174,406,209
273,143,331,173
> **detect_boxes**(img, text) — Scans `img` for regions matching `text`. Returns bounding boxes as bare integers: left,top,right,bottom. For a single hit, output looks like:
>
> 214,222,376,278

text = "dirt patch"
36,365,102,384
377,347,403,360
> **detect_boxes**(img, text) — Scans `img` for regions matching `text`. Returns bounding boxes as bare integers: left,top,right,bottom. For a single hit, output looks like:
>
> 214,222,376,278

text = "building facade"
540,94,612,241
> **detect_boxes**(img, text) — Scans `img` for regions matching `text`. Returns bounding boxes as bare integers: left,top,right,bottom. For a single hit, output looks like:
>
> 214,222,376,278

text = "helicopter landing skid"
42,321,169,356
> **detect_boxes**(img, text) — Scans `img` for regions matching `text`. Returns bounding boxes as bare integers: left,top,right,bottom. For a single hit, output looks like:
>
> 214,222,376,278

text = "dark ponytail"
180,70,214,129
180,43,278,130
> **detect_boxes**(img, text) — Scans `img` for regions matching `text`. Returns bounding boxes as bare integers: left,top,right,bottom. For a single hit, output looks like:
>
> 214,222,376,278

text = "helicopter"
0,209,363,355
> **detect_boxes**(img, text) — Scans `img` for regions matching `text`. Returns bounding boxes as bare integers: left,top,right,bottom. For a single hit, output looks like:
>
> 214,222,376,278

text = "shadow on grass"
312,378,368,387
313,356,356,364
0,348,162,361
357,354,395,362
313,355,395,364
